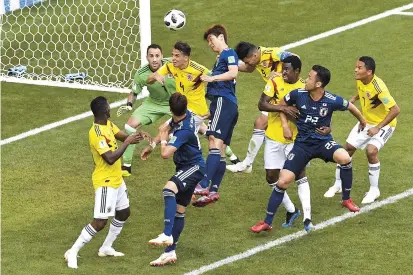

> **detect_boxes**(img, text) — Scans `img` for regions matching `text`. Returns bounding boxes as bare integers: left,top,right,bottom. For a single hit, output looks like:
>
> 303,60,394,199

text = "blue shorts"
283,139,342,177
170,164,206,207
206,96,238,145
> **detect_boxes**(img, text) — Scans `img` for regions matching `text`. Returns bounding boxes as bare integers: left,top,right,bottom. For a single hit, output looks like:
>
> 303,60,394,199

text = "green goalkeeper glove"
117,103,133,117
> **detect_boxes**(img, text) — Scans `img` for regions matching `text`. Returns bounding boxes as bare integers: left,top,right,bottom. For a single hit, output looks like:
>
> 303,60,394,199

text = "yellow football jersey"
255,46,284,82
158,60,210,116
357,75,397,127
89,121,123,190
264,76,305,144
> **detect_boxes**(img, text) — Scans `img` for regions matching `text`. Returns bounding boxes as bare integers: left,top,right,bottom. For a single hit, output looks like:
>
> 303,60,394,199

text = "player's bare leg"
325,143,356,197
251,169,295,233
227,113,267,173
333,148,360,212
98,208,130,257
362,144,380,204
122,116,142,176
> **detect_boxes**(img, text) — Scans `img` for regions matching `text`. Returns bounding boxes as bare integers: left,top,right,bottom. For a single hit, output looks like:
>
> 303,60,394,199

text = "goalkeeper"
117,44,176,177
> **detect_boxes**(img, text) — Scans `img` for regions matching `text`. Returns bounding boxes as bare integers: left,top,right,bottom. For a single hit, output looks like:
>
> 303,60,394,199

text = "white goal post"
0,0,151,94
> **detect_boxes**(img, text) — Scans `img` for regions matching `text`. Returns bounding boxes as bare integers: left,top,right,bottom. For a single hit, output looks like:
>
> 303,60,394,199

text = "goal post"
0,0,151,94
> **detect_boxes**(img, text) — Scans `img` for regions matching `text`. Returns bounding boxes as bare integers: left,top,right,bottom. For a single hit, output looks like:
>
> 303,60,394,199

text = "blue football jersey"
207,48,238,104
284,89,349,141
168,110,205,169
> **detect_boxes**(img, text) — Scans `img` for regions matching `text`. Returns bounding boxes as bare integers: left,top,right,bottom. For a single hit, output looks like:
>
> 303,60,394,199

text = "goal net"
0,0,151,93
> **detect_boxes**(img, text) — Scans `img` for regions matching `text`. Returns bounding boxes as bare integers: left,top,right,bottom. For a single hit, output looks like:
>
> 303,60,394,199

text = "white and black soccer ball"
164,9,186,31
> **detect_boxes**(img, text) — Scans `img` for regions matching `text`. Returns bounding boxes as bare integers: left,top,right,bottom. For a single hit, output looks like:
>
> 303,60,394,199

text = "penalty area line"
183,188,413,275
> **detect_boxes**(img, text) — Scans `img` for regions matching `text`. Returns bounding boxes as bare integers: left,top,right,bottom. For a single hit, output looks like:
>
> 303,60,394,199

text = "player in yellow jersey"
253,56,328,232
227,41,299,173
324,56,400,203
147,41,240,188
65,96,149,269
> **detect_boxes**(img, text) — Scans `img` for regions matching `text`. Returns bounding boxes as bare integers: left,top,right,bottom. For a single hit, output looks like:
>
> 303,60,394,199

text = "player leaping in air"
117,44,176,177
227,41,298,173
324,56,400,203
251,65,366,233
192,24,239,207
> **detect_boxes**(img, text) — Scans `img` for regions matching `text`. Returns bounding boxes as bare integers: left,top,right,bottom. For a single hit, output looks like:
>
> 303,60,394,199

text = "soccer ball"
164,10,186,31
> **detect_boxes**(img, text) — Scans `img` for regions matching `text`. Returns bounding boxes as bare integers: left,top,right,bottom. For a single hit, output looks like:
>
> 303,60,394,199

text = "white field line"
280,2,413,50
1,3,412,146
0,100,125,145
392,11,413,16
183,188,413,275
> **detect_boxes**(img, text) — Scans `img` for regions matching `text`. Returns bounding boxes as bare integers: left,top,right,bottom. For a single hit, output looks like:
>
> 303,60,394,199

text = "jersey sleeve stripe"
372,79,382,93
189,62,205,73
94,125,101,136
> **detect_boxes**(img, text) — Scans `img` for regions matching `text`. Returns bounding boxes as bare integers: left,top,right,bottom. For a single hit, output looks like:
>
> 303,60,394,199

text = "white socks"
101,219,125,249
243,129,265,166
297,177,311,221
71,224,97,253
368,162,380,189
282,191,296,213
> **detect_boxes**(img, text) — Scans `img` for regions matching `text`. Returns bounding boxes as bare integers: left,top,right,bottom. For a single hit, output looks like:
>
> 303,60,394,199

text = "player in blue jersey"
140,93,206,266
251,65,366,233
192,24,239,207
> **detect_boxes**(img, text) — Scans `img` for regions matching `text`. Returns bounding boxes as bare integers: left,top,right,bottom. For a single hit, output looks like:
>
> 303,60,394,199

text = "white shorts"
264,137,294,170
261,111,268,116
346,122,395,151
94,181,129,219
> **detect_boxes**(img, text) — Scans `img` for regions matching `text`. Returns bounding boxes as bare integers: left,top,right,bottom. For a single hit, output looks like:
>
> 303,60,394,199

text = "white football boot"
361,187,380,204
64,249,78,269
324,184,342,198
98,247,125,257
148,233,173,246
226,161,252,173
150,250,177,266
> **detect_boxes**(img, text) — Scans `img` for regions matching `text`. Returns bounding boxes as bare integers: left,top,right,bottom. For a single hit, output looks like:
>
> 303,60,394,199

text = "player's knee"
176,204,186,214
266,170,280,185
344,143,356,155
115,208,130,221
92,219,107,232
365,145,378,158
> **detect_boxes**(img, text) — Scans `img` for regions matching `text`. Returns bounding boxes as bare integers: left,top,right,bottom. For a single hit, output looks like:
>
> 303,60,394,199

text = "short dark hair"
312,65,331,88
90,96,108,116
169,92,187,116
359,56,376,74
234,41,257,60
147,44,162,54
174,41,191,56
203,24,228,44
283,55,302,72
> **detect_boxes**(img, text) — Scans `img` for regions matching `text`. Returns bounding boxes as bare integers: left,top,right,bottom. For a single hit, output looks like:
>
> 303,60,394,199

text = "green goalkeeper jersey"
132,58,176,106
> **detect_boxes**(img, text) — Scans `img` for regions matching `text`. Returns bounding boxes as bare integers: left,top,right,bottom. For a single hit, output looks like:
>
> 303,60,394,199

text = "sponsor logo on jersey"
228,56,235,63
320,107,328,117
169,135,177,144
382,97,390,104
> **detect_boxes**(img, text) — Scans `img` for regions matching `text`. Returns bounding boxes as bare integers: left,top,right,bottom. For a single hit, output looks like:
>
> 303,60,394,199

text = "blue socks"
209,157,226,193
264,184,285,226
340,162,353,200
165,212,185,252
162,188,176,236
206,148,221,187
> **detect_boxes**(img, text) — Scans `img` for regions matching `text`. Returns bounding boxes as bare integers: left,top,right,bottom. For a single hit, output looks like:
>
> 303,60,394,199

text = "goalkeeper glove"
117,102,133,117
